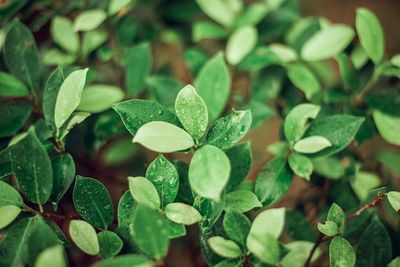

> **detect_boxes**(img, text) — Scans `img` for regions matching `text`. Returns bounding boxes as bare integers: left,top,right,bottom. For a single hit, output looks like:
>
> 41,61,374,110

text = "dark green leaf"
223,209,251,247
146,75,183,108
0,103,32,137
366,89,400,116
0,71,29,97
225,142,252,191
285,210,317,242
125,42,152,96
98,231,123,259
50,153,76,209
173,160,194,205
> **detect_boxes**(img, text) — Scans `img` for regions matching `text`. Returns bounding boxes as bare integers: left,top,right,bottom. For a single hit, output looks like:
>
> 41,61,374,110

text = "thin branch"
25,205,80,221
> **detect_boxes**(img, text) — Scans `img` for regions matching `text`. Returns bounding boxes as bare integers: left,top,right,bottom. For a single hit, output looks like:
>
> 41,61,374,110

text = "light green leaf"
93,255,153,267
269,43,298,63
195,0,241,27
247,232,280,264
387,191,400,212
351,46,369,69
69,220,100,255
288,152,313,180
132,121,194,153
74,9,107,32
224,190,262,213
78,84,125,113
34,245,66,267
312,157,346,180
293,136,332,154
372,110,400,145
175,84,208,139
165,202,202,225
58,111,91,140
249,208,285,240
388,257,400,267
281,241,321,267
327,203,345,230
301,24,354,61
356,8,384,64
208,236,242,259
193,21,228,42
43,49,76,66
351,171,380,201
188,145,231,201
0,71,29,97
54,68,88,129
82,30,108,56
318,221,339,237
329,236,355,267
287,63,320,100
391,54,400,68
51,16,79,54
0,180,23,207
226,26,258,65
98,231,123,259
0,205,21,229
108,0,132,15
125,42,152,96
128,176,160,209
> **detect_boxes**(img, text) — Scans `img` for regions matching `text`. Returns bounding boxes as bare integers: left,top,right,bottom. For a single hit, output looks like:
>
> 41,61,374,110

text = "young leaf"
247,232,280,265
34,245,66,267
132,121,194,153
205,109,252,150
327,203,345,230
226,26,258,65
98,231,123,259
356,8,384,64
189,145,231,201
128,176,160,209
288,152,313,180
195,52,231,121
224,190,262,213
223,209,251,246
73,176,114,229
208,236,242,259
74,10,107,32
69,220,100,256
225,142,252,191
0,71,29,97
43,67,65,131
146,155,179,207
387,191,400,212
78,85,125,113
329,236,355,267
318,221,339,236
293,136,332,154
372,110,400,145
0,180,23,207
165,202,203,225
0,205,21,229
175,84,208,139
125,42,152,96
50,153,76,208
287,63,320,100
93,254,152,267
51,16,79,54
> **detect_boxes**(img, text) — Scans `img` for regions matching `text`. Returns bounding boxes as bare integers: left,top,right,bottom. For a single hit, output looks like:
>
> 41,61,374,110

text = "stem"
25,205,80,221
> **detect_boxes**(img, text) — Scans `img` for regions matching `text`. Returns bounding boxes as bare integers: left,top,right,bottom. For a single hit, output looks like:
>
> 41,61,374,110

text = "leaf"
250,208,285,240
98,231,123,259
366,89,400,116
195,0,241,27
108,0,132,15
223,209,251,246
73,176,114,229
205,109,252,150
281,241,321,267
372,110,400,145
54,68,88,129
301,24,354,61
125,42,152,96
269,43,298,63
0,180,23,206
226,26,258,65
0,205,21,229
146,155,179,207
146,75,183,108
287,63,320,100
189,145,231,201
351,171,380,201
74,9,107,32
329,236,355,267
133,121,194,153
117,191,136,228
165,202,203,225
387,257,400,267
0,71,29,97
10,128,53,206
336,54,359,91
293,136,332,154
208,236,242,259
247,232,280,265
193,21,228,42
82,30,108,56
327,203,345,230
284,103,321,144
128,176,160,209
255,157,292,206
58,111,91,140
356,8,384,64
318,221,339,236
288,152,313,180
224,190,262,213
304,115,365,156
175,84,208,139
0,103,32,137
131,205,169,259
387,191,400,212
50,153,76,208
34,245,66,267
195,52,231,121
51,16,79,54
77,84,124,113
312,156,346,180
225,142,252,191
94,255,153,267
238,46,280,71
69,220,100,255
164,218,187,239
4,19,40,90
43,66,65,132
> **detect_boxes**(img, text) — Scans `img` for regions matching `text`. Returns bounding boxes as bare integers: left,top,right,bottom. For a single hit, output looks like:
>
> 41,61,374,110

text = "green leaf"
193,21,228,42
312,156,346,180
318,221,339,236
58,111,91,140
43,66,65,132
301,24,354,61
281,241,321,267
98,231,123,259
205,109,252,150
69,220,100,255
195,0,241,27
54,68,88,129
128,176,160,209
351,171,380,201
247,232,280,265
0,103,32,138
327,203,345,230
78,84,124,113
284,103,321,144
74,9,107,32
175,84,208,139
293,136,332,154
0,205,21,229
249,208,285,239
238,46,280,71
125,42,152,96
372,110,400,145
336,54,359,91
387,257,400,267
164,218,187,239
94,254,152,267
226,26,258,65
329,236,355,267
356,8,384,64
189,145,231,201
287,63,320,100
51,16,79,54
288,152,313,180
0,180,23,207
10,128,53,206
223,209,251,246
269,43,298,63
133,121,194,153
225,142,252,191
195,52,231,121
304,115,365,156
4,20,40,90
146,75,183,108
117,191,136,228
131,205,169,259
387,191,400,212
108,0,132,15
165,202,202,225
0,71,29,97
34,245,66,267
224,190,262,213
255,157,292,206
73,176,114,229
208,236,242,259
82,30,108,56
50,153,76,208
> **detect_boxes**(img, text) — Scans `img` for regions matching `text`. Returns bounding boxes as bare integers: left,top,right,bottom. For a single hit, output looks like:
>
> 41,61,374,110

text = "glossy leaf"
208,236,242,259
69,220,100,255
117,191,136,228
125,42,152,96
128,176,160,209
43,66,65,131
224,190,262,213
78,84,124,113
50,153,76,208
165,202,203,225
98,231,123,259
226,26,258,65
0,103,32,138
